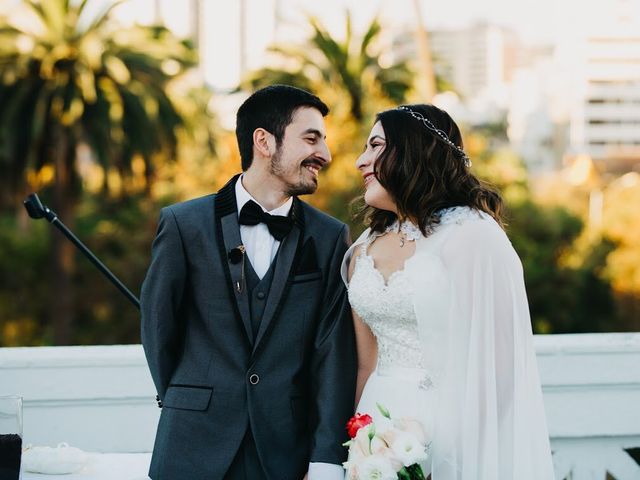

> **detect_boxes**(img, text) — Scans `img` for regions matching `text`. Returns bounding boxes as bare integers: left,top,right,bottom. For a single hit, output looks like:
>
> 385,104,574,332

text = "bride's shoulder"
438,206,491,227
344,227,372,281
436,207,513,257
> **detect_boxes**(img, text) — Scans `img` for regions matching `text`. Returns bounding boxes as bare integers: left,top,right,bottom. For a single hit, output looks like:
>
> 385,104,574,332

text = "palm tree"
241,12,413,121
0,0,197,344
412,0,436,102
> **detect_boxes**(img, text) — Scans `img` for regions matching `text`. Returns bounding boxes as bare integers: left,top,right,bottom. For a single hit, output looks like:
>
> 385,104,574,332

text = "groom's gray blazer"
141,175,357,479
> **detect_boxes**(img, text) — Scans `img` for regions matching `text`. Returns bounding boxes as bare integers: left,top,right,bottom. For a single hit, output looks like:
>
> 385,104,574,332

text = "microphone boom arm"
23,193,141,310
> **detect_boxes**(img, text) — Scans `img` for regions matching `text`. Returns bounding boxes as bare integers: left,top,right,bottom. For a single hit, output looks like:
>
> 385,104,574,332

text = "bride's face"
356,121,397,212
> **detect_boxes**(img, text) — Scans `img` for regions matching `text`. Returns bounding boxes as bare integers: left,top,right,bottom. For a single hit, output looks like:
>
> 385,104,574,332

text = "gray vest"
244,257,276,339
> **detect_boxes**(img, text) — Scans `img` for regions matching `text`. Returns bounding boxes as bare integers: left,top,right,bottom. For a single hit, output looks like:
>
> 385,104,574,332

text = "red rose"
346,413,373,439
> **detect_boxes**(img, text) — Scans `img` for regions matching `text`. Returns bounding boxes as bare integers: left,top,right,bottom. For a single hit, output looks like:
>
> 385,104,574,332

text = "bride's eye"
364,141,384,152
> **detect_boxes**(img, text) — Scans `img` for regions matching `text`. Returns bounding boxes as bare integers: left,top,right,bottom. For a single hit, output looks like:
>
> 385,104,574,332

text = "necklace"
374,208,465,247
385,219,422,247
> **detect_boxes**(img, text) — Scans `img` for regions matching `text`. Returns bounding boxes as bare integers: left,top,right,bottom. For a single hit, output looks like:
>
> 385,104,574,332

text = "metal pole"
23,193,140,310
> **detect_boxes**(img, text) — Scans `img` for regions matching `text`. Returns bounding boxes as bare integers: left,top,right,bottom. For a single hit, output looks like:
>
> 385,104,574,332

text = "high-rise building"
567,0,640,171
507,46,567,173
393,22,521,113
508,0,640,174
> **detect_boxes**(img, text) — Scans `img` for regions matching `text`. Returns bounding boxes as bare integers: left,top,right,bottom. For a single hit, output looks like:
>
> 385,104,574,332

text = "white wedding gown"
347,230,435,475
343,207,555,479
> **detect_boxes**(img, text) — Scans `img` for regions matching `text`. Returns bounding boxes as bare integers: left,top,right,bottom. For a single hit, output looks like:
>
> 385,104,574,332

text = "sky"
286,0,560,44
0,0,631,46
119,0,562,44
2,0,636,92
132,0,567,90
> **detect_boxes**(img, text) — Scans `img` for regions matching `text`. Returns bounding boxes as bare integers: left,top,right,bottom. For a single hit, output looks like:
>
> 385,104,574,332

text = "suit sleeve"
140,207,187,400
309,224,357,465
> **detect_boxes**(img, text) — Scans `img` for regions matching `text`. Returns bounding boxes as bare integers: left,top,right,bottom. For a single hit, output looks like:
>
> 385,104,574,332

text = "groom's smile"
269,106,330,197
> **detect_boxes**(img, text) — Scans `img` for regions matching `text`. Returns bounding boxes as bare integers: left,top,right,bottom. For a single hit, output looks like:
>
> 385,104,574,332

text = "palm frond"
360,17,381,57
0,0,198,199
239,11,412,121
80,0,126,37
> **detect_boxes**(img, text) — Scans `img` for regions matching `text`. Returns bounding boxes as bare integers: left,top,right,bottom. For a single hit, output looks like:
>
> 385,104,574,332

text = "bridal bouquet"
343,404,429,480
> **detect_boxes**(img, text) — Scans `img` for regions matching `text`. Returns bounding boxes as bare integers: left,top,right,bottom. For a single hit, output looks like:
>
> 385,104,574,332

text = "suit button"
249,373,260,385
257,292,265,300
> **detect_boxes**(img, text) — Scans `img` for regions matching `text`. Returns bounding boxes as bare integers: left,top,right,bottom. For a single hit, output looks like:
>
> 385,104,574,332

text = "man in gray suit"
141,85,357,479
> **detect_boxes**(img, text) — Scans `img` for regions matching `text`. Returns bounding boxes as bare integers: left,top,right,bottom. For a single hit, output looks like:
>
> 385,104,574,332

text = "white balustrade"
1,333,639,479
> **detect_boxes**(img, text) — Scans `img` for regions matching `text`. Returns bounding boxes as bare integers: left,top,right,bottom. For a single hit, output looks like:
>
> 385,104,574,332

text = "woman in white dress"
342,104,555,479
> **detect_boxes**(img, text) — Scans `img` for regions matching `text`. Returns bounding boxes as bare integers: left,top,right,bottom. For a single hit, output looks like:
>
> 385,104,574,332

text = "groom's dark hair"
236,84,329,170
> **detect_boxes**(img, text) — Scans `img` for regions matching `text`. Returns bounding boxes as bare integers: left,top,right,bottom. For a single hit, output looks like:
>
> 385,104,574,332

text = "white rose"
369,434,391,456
350,424,374,458
356,455,398,480
393,417,428,445
389,431,428,467
343,459,360,480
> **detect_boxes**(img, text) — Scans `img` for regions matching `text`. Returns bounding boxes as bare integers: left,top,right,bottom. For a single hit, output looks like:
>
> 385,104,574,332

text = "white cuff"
308,462,344,480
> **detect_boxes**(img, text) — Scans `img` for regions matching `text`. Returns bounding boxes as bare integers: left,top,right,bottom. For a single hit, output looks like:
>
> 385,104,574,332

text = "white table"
22,453,151,480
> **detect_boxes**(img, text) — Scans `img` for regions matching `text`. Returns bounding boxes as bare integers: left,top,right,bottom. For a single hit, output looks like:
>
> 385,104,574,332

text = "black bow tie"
238,200,294,241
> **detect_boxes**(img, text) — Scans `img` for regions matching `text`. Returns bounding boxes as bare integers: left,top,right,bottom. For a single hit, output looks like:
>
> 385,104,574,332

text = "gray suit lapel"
220,213,254,346
214,175,254,346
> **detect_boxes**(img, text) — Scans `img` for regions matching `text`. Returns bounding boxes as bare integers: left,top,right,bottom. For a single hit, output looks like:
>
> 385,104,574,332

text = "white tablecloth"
22,453,151,480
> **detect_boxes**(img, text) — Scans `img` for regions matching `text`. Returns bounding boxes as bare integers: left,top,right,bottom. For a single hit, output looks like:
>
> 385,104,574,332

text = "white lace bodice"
347,207,478,370
348,240,424,370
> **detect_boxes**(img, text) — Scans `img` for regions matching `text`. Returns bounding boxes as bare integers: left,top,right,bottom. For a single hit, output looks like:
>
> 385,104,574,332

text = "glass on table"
0,395,23,480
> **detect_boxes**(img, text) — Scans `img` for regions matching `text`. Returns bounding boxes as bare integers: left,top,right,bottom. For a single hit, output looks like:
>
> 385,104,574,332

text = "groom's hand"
302,473,308,480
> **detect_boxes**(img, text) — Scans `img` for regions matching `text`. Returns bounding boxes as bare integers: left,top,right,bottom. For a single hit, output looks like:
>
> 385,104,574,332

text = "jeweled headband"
396,106,472,167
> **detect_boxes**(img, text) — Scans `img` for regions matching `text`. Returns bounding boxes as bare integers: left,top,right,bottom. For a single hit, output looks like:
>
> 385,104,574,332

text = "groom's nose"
318,140,331,164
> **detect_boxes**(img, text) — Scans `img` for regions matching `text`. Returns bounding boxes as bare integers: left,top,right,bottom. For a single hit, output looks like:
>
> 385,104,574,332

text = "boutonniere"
227,245,246,293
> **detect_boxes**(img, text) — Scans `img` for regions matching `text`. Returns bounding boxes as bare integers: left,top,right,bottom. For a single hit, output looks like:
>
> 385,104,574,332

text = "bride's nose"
356,151,369,171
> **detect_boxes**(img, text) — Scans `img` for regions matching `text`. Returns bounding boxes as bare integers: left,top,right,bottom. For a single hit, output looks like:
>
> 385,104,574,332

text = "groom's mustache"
301,157,326,169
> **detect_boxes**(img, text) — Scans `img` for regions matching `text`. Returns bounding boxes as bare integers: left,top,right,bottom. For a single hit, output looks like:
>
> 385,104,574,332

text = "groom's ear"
295,237,319,274
253,128,275,158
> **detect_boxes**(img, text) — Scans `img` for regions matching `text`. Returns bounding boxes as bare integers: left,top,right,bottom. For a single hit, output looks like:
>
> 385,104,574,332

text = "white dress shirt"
234,177,344,480
235,176,292,279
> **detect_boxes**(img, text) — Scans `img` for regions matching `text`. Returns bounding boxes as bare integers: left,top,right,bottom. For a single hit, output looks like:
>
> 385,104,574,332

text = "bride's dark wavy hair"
360,104,504,235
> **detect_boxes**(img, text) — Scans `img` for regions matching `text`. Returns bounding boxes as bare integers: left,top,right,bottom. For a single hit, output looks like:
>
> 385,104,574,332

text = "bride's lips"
363,172,375,187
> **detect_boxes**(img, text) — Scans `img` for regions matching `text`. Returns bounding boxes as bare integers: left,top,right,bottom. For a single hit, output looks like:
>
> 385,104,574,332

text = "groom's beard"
270,149,319,197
